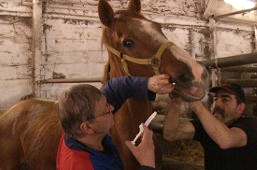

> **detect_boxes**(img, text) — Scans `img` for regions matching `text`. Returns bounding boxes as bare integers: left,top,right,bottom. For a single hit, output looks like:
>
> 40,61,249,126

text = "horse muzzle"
169,81,207,102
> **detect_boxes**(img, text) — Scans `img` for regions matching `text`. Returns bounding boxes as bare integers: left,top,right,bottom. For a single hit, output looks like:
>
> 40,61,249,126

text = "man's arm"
101,75,173,112
163,98,195,141
191,101,247,149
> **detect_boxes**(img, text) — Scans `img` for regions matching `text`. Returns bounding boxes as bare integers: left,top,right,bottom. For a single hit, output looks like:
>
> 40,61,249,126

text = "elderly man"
163,83,257,170
57,74,174,170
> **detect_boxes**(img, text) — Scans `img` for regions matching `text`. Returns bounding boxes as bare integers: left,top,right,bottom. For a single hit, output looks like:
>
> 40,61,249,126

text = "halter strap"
105,42,173,75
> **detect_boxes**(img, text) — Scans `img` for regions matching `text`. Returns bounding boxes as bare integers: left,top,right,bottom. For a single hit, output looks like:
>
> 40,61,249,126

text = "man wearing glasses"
57,74,173,170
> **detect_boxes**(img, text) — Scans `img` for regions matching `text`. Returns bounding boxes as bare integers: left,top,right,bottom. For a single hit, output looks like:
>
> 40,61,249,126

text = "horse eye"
122,39,134,48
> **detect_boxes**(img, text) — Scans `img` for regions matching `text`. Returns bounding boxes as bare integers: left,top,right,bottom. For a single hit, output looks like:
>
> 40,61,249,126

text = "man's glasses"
94,103,113,119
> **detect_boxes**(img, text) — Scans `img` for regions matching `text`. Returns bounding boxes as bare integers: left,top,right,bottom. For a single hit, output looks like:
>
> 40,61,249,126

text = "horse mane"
19,93,36,101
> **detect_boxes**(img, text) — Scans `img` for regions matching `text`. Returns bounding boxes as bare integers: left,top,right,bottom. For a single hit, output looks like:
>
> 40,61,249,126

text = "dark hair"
58,84,102,138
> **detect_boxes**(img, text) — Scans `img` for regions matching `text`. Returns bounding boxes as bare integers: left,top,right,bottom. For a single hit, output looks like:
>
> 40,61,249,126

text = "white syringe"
132,111,157,145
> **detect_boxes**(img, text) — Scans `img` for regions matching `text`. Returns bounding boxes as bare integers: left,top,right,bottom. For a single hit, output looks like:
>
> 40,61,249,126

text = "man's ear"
80,122,95,135
236,102,246,116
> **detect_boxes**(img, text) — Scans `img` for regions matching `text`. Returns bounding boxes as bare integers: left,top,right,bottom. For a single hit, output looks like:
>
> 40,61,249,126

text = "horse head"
98,0,208,102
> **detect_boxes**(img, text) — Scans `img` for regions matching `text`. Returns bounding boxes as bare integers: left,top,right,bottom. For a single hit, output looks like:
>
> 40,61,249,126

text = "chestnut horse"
0,0,208,169
99,0,207,169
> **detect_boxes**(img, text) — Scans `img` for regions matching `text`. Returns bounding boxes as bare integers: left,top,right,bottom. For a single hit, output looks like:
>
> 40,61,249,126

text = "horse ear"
98,0,114,27
128,0,141,13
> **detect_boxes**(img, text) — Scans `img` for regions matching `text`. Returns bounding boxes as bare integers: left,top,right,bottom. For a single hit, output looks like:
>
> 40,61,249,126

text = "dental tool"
132,111,157,145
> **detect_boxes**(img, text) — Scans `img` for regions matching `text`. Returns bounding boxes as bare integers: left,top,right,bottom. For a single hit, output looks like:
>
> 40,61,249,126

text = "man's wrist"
191,102,204,113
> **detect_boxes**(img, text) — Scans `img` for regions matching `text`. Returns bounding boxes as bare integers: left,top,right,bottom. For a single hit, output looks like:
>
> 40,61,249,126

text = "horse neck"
108,54,127,78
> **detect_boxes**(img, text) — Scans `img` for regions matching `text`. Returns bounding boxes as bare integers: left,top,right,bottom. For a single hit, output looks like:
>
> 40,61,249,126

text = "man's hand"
148,74,174,94
125,125,155,168
190,101,205,113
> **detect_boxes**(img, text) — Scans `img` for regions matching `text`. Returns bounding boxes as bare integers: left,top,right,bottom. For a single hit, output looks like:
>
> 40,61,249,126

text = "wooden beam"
32,0,43,95
38,78,103,84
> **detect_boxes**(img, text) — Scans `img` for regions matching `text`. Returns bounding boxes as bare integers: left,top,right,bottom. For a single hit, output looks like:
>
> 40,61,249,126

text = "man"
57,74,174,170
163,83,257,170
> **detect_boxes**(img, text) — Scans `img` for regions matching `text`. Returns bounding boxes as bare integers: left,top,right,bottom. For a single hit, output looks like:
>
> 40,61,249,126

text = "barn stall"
0,0,256,169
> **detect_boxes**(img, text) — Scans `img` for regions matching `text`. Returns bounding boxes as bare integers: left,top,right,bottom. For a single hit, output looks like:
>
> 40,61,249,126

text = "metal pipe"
223,79,257,87
39,77,103,84
214,6,257,20
222,66,257,72
202,52,257,68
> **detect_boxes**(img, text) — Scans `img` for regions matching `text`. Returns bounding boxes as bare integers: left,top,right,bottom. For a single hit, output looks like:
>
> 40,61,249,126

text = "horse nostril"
178,71,193,83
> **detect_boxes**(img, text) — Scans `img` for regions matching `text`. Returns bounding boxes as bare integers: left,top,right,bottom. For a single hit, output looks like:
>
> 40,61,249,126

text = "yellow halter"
105,42,174,75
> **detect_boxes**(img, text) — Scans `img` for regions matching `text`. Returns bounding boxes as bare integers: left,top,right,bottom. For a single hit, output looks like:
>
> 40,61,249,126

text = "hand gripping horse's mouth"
169,81,206,102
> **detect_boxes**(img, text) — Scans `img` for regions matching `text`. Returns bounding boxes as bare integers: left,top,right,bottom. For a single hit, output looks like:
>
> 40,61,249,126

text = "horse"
99,0,207,169
0,0,208,169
